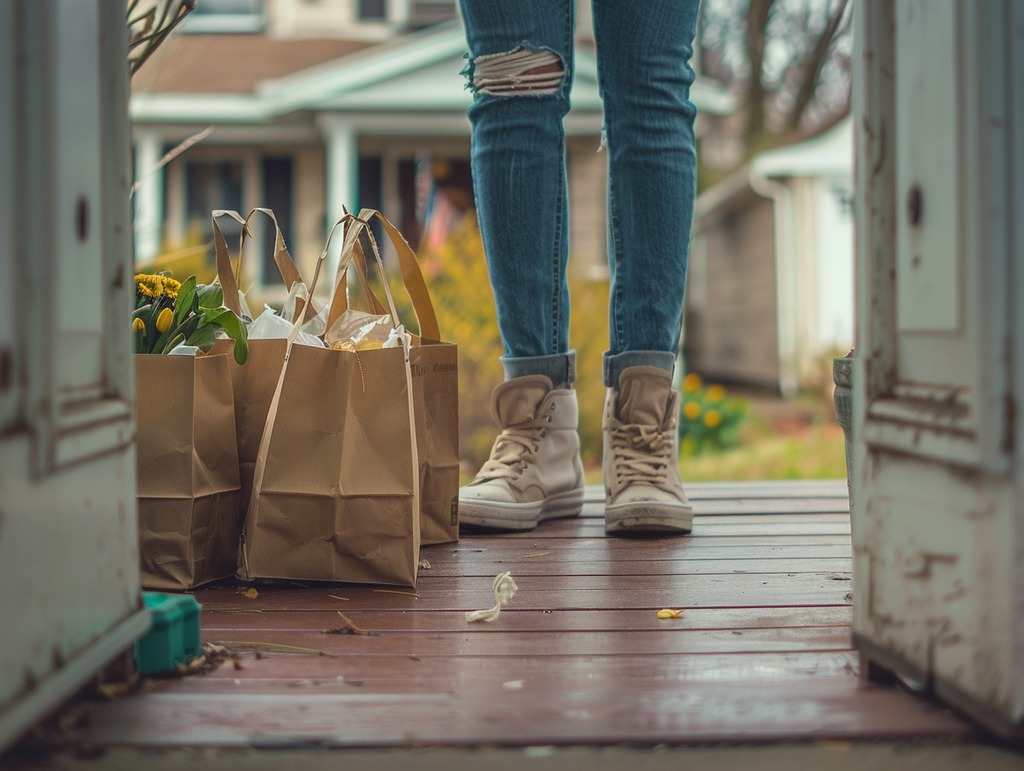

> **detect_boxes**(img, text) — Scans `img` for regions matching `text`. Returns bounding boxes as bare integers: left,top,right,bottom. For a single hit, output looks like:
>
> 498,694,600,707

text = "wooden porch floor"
75,480,975,748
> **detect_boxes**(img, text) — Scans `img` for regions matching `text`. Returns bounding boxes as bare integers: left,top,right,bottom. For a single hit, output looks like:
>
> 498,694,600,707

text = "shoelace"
610,425,672,485
475,426,546,481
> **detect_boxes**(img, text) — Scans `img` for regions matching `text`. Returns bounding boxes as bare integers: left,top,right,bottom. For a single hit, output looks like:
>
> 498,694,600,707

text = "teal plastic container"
134,592,202,675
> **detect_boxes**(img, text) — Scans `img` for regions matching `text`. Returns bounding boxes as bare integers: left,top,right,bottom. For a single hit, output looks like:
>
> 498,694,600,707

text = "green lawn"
679,420,847,482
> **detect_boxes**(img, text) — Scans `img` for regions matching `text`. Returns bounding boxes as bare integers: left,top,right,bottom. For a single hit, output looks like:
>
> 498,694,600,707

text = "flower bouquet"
133,272,248,364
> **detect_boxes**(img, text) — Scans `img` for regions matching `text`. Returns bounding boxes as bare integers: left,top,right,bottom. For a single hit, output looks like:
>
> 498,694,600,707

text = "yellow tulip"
682,373,702,392
704,409,722,428
706,385,726,402
155,307,174,333
683,401,701,420
132,317,145,333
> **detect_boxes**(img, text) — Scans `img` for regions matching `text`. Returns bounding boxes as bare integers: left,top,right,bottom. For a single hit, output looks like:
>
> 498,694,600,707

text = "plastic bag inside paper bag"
248,282,326,347
325,309,395,350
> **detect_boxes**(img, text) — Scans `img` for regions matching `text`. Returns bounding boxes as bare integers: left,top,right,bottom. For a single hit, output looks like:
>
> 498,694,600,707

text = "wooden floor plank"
576,500,853,517
493,522,852,537
198,626,854,657
429,543,853,564
201,606,854,634
404,556,852,577
193,574,853,612
440,536,854,552
78,679,970,747
150,650,865,685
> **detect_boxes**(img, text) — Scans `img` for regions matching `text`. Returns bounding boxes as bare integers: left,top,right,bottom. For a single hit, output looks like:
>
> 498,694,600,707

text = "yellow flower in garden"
683,401,701,421
155,307,174,333
132,317,145,333
682,373,702,392
704,409,722,428
706,384,726,402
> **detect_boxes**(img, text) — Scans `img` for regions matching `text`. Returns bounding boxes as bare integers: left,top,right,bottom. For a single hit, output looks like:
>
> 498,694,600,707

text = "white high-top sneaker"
459,375,585,531
603,366,693,535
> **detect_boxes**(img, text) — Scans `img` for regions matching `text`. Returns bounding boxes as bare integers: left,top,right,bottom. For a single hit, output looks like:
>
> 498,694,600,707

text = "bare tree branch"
743,0,775,148
784,0,851,133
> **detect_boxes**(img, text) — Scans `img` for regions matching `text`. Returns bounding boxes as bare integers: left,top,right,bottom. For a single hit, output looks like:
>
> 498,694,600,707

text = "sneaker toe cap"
612,483,689,506
460,482,517,504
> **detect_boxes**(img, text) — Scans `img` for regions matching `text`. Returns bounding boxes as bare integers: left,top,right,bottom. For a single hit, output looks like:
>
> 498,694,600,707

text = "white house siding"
811,175,855,353
688,119,855,393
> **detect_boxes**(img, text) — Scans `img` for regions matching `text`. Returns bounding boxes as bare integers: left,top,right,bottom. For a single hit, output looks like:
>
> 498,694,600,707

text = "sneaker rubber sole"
459,487,585,531
604,502,693,535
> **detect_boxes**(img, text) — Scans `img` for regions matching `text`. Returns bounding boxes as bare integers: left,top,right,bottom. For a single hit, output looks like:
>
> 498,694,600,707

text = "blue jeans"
459,0,699,389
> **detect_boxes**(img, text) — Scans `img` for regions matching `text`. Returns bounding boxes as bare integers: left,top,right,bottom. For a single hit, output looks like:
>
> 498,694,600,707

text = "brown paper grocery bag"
136,352,241,590
210,208,311,521
409,341,460,545
239,214,421,586
334,211,460,545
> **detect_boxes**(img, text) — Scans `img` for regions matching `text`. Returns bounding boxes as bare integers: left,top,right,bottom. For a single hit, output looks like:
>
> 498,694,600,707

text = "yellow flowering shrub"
679,376,748,456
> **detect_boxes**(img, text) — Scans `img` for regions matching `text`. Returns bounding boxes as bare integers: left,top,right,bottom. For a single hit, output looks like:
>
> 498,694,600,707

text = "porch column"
133,130,163,265
388,0,410,25
317,114,359,283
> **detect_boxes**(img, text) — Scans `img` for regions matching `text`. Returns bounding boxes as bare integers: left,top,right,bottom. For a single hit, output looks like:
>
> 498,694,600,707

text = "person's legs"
459,0,576,386
592,0,700,534
457,0,584,530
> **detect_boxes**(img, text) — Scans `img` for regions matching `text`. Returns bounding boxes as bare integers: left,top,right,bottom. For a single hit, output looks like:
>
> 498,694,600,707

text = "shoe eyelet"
546,415,552,423
550,403,556,411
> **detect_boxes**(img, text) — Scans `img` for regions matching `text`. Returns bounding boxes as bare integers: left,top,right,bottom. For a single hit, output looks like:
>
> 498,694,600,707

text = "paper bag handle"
326,209,441,342
211,209,248,317
212,207,311,320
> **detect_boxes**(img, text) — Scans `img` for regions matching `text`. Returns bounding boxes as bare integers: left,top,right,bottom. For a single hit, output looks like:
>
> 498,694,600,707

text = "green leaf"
200,307,249,365
174,276,197,327
162,332,185,353
197,282,224,310
143,302,164,354
185,324,218,352
176,314,201,341
151,325,175,354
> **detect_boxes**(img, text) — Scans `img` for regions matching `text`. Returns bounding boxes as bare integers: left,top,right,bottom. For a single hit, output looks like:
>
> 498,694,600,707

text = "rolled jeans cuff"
603,350,676,388
502,351,576,389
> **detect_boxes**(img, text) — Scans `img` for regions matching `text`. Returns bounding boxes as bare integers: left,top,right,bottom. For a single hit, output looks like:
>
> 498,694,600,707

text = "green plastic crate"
134,592,202,675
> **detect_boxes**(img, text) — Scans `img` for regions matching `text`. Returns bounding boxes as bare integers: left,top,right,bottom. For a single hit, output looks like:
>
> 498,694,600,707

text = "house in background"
130,0,734,304
686,119,854,395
